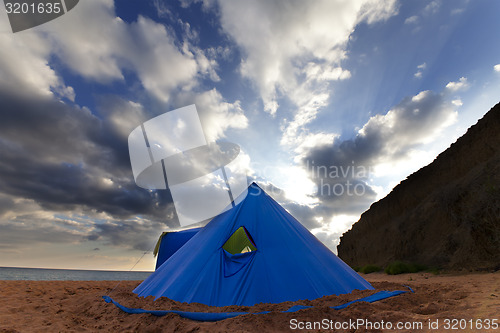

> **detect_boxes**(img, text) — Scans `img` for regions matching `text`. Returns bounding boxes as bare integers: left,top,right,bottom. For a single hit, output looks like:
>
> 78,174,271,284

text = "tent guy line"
103,287,413,322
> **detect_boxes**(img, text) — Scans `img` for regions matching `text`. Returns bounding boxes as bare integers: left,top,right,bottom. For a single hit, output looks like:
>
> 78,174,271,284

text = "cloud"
0,193,15,218
310,214,361,250
445,77,469,92
404,1,442,32
85,217,165,251
0,199,164,252
414,62,427,79
424,0,441,15
0,218,85,247
0,93,179,253
356,90,457,153
30,0,216,103
0,0,221,109
173,89,249,142
0,197,95,250
96,96,149,140
299,87,459,218
0,31,74,100
215,0,399,130
193,47,221,82
357,0,399,24
125,16,199,102
404,15,419,24
0,90,182,224
44,0,126,82
152,0,174,18
451,8,465,16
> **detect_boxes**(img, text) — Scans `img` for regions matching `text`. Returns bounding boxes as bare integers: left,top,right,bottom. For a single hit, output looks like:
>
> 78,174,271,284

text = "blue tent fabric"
103,288,412,321
102,296,250,321
134,183,374,306
222,249,257,277
155,228,200,270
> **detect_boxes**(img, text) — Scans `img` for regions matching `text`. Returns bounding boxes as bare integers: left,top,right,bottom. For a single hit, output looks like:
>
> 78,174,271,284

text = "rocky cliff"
337,102,500,271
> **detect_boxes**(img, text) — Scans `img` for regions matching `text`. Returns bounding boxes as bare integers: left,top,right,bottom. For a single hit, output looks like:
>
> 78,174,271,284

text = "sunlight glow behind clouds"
278,166,318,206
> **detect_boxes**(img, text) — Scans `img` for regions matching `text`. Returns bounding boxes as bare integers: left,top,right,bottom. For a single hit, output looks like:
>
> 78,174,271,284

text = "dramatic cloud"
85,217,166,251
0,199,164,264
42,1,199,102
43,0,126,82
0,90,181,237
0,0,250,257
300,87,459,219
0,30,74,100
4,0,223,107
0,75,247,256
95,96,149,140
216,0,398,150
0,0,234,112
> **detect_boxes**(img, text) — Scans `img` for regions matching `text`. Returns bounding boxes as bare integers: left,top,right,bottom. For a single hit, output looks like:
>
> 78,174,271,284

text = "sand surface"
0,272,498,332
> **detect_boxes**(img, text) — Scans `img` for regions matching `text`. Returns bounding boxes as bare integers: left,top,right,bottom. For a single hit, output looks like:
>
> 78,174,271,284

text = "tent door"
222,226,257,254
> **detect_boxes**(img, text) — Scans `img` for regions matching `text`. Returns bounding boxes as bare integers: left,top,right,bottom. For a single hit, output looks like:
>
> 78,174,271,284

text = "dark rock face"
337,102,500,271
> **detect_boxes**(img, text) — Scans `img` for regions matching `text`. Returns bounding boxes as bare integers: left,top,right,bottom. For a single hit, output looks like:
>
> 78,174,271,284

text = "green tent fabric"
222,227,257,254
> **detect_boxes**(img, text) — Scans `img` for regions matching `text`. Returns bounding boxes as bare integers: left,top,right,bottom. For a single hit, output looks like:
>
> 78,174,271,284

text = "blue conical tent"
134,183,373,306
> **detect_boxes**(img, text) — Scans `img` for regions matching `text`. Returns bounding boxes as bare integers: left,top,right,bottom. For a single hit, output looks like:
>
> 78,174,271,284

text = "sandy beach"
0,271,498,332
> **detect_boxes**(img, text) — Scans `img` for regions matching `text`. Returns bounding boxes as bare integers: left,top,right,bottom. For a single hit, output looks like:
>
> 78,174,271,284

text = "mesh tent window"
222,227,257,254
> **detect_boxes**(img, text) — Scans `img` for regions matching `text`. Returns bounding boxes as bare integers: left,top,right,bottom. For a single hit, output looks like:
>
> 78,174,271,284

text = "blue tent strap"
103,287,413,322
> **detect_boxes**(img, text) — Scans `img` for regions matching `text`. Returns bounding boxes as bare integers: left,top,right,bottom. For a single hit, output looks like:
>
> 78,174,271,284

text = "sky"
0,0,499,271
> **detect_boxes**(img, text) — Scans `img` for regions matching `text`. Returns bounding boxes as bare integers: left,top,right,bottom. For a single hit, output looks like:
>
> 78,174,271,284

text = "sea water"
0,266,152,281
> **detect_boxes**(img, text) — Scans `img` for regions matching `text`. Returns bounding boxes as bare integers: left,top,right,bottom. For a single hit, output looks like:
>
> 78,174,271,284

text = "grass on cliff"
353,264,382,274
384,261,428,275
